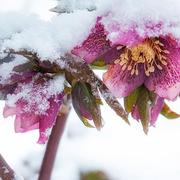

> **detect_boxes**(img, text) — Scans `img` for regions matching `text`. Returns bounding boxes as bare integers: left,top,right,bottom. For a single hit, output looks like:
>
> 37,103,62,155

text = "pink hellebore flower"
73,18,180,126
1,71,64,144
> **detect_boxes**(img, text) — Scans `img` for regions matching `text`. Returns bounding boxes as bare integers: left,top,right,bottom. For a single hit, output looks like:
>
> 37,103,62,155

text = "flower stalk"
38,98,71,180
0,154,15,180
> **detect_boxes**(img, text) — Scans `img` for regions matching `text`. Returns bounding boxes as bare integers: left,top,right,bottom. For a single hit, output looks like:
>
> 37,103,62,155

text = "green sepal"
124,87,142,113
13,61,36,72
91,59,107,70
81,117,95,128
91,59,106,67
136,87,151,134
71,81,103,130
161,103,180,119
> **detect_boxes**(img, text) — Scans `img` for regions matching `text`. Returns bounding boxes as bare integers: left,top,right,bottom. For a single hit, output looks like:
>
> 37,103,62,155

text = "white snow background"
0,0,180,180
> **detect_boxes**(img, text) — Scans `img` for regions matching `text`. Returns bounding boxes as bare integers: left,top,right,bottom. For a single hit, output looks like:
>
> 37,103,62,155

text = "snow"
0,55,28,84
52,0,97,13
0,11,96,61
0,0,56,20
1,0,180,61
6,74,65,115
96,0,180,42
54,0,180,44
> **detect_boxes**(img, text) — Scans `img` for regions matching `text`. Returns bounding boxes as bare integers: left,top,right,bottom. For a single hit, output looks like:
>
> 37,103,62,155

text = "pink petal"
103,21,143,47
102,16,173,48
38,95,63,144
103,65,145,98
3,105,17,118
4,101,39,132
3,72,64,143
145,37,180,100
98,46,123,64
14,113,39,133
4,94,63,144
72,19,111,64
150,96,164,126
131,105,140,121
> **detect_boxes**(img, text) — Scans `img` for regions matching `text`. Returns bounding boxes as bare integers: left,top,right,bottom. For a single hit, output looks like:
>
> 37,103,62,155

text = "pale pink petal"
145,37,180,100
14,113,39,133
3,102,39,133
103,65,145,98
3,105,17,118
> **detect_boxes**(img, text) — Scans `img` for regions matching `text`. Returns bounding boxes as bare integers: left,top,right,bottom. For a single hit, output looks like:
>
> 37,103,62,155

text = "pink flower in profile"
0,62,64,144
73,17,180,127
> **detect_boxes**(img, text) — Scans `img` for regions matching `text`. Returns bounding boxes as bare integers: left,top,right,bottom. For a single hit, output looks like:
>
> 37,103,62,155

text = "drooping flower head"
0,54,65,143
0,50,128,143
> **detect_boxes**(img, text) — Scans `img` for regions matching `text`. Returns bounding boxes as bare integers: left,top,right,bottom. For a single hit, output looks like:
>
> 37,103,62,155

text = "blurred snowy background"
0,0,180,180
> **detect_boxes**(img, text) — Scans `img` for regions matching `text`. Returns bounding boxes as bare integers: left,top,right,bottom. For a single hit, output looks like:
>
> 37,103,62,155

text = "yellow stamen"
115,38,168,76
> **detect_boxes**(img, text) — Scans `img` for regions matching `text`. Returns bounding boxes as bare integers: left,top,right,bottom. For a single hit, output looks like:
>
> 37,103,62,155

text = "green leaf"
124,87,142,113
137,87,151,134
161,103,180,119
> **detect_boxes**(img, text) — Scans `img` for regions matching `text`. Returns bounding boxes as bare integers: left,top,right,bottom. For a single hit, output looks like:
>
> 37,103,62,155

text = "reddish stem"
0,154,15,180
38,103,70,180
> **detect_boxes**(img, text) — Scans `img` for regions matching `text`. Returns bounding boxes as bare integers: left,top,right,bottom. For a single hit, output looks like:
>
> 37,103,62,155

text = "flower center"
115,38,169,76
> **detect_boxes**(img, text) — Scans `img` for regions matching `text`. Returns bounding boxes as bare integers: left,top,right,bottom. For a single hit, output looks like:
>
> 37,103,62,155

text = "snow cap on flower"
73,2,180,101
73,1,180,128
